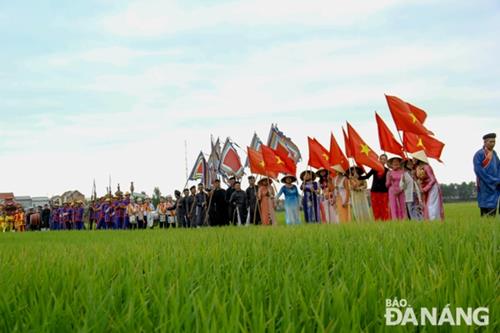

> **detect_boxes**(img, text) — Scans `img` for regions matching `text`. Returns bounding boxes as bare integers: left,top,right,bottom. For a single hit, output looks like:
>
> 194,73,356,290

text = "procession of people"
2,94,498,232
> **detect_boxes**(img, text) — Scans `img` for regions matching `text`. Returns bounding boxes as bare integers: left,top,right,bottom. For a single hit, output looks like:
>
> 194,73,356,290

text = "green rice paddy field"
0,202,498,332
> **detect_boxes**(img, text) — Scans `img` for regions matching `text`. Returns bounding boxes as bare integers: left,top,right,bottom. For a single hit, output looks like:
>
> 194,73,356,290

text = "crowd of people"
0,149,449,233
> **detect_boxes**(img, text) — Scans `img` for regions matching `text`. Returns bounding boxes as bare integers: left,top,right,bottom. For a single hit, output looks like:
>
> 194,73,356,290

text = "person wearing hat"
276,175,301,225
400,159,424,221
473,133,500,217
257,178,276,225
73,201,85,230
413,151,444,221
245,176,261,225
300,170,320,223
193,183,208,227
186,186,197,228
386,157,407,220
126,197,138,230
359,154,391,221
229,181,248,225
225,176,237,225
348,166,373,222
50,203,61,231
316,169,330,223
157,197,168,229
208,180,228,227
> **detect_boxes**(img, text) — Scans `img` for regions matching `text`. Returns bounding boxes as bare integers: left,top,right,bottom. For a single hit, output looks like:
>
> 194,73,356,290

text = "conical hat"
411,150,429,164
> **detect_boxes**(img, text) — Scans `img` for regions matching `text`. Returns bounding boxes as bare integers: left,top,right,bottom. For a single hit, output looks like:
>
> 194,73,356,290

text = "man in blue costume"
473,133,500,217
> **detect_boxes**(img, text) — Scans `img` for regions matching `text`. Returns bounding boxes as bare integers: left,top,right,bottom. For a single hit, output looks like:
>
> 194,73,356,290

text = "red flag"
407,102,427,124
308,137,330,170
375,112,405,158
220,139,244,177
403,132,444,161
347,123,384,173
273,147,296,175
385,95,431,135
261,144,289,176
247,147,267,176
342,127,353,158
329,133,349,173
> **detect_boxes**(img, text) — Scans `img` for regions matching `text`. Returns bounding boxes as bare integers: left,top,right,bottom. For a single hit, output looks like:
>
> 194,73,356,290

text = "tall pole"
184,140,189,181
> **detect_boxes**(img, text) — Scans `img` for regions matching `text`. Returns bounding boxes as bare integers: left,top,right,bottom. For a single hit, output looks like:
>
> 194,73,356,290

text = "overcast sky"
0,0,499,197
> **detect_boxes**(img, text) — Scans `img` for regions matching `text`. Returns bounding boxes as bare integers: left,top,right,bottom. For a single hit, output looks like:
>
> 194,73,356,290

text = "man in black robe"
245,175,260,225
229,181,247,225
209,179,228,226
225,176,236,225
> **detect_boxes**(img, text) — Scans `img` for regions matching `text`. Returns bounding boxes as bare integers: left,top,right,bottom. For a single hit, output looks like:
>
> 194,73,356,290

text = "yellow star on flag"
416,137,426,149
275,156,284,165
409,112,418,123
360,144,370,156
259,161,265,168
322,153,329,161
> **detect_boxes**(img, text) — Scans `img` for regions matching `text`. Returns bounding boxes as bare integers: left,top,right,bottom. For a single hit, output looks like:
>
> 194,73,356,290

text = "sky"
0,0,499,198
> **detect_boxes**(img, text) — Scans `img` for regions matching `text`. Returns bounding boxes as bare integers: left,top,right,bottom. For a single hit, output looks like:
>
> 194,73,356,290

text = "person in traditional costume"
186,186,197,228
41,204,51,231
225,176,237,225
229,181,247,225
0,205,7,232
50,202,61,230
257,177,276,225
14,206,25,232
166,195,177,228
135,198,146,229
96,198,107,230
157,197,168,228
113,191,125,229
73,201,85,230
414,151,444,221
61,202,73,230
348,166,373,222
145,198,155,229
194,183,208,227
126,198,138,230
174,190,183,227
245,176,261,225
332,167,351,223
276,175,301,225
473,133,500,217
323,176,338,224
300,170,321,223
178,189,190,228
400,159,423,221
359,154,390,221
316,169,331,223
386,157,407,220
123,192,132,229
210,180,228,227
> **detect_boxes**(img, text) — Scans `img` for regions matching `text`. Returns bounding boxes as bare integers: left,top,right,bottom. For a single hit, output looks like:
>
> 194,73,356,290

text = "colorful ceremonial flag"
342,127,353,158
385,95,431,135
347,123,384,173
188,151,208,186
307,137,330,170
207,136,221,188
267,124,302,163
261,144,289,176
219,138,244,178
403,132,445,161
247,147,267,176
375,112,405,158
329,133,349,173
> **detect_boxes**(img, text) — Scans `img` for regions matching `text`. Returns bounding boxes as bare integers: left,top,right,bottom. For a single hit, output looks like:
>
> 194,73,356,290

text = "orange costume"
14,210,25,232
257,182,276,225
